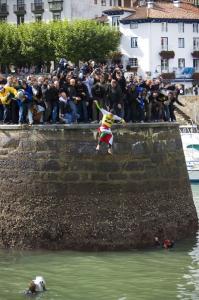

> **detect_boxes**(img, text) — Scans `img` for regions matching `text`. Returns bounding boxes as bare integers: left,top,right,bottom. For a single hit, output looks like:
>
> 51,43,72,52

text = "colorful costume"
0,86,17,105
95,101,125,153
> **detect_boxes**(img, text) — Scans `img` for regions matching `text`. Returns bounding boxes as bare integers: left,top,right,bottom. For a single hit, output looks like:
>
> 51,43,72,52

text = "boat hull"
188,169,199,182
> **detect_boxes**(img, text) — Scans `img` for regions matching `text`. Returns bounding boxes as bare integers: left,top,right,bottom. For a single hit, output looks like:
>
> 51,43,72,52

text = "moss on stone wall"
0,123,197,250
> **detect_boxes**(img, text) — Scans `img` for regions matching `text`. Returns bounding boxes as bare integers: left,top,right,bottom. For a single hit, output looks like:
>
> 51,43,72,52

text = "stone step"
175,107,192,125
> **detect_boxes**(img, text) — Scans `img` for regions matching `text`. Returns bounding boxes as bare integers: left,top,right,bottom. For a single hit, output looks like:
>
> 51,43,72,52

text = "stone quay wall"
178,96,199,124
0,123,197,250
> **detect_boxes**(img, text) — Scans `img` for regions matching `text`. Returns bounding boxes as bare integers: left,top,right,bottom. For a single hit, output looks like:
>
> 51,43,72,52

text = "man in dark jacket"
76,79,89,123
44,81,59,123
106,79,123,118
91,77,106,122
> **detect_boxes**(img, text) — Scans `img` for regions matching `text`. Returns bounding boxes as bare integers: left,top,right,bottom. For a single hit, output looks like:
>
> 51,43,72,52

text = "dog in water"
26,276,46,295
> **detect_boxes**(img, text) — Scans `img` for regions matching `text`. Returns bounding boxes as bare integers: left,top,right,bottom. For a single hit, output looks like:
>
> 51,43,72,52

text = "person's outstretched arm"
94,100,109,115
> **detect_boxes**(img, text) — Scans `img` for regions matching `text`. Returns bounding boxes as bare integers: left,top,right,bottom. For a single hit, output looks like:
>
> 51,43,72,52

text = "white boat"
179,125,199,182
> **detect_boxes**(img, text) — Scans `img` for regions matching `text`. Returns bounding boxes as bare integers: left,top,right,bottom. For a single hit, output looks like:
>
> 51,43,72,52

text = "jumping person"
94,100,125,155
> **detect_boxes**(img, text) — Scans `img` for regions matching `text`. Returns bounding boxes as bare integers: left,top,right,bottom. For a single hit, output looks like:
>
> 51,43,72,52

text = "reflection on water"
0,185,199,300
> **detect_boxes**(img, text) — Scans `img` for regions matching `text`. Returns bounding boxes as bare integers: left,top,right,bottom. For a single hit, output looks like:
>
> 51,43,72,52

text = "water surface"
0,185,199,300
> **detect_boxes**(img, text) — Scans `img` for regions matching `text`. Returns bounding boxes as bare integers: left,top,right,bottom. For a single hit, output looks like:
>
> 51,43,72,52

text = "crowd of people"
0,60,185,126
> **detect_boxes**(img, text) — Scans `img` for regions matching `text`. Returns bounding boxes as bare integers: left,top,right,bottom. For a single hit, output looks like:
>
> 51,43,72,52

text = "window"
131,37,138,48
161,22,168,32
178,22,184,33
193,37,199,50
109,0,112,5
49,1,62,10
17,0,24,9
53,12,61,20
161,59,169,72
34,0,43,10
94,0,97,4
112,16,120,28
178,38,185,48
0,16,7,22
130,22,138,29
193,59,199,71
101,0,106,5
129,58,138,66
161,37,168,50
17,0,24,5
0,0,7,10
35,14,42,22
178,58,185,69
193,23,199,33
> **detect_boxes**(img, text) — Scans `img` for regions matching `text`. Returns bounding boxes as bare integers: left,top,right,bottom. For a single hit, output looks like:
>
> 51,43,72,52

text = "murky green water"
1,185,199,300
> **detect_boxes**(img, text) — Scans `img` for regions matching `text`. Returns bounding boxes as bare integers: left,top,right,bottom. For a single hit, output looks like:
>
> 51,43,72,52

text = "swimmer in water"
25,276,46,296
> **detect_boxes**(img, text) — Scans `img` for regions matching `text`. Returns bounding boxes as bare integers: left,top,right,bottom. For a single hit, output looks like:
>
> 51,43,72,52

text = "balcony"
31,2,44,13
48,0,63,12
159,50,175,59
13,4,26,15
0,4,9,17
192,51,199,58
192,72,199,80
161,72,175,80
126,66,138,72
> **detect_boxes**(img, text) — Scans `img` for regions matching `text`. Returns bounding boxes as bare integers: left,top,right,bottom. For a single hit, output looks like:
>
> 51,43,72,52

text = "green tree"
0,20,120,68
17,22,55,66
53,20,120,63
0,23,21,66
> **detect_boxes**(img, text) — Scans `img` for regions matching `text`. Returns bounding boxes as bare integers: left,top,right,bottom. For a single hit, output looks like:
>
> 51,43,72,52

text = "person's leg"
69,100,79,123
27,103,33,125
108,143,113,155
44,101,51,122
3,105,10,123
96,141,102,151
0,104,4,122
107,134,113,155
11,99,18,124
164,105,170,121
96,129,102,151
169,104,176,122
92,100,98,122
18,103,23,124
82,101,88,123
52,103,58,123
64,113,73,124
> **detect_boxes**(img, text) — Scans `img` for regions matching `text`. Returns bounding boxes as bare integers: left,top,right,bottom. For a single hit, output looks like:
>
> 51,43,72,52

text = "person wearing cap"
0,85,17,123
94,100,125,155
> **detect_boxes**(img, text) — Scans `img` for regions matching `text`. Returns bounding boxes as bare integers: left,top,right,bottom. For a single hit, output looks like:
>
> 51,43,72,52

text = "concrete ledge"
0,122,179,131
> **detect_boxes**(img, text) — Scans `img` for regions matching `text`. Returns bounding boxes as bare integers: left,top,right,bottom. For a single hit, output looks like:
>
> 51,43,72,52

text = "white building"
0,0,134,24
103,0,199,84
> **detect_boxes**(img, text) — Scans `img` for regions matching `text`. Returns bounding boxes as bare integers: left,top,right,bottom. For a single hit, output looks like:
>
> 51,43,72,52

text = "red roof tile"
121,2,199,21
103,6,136,13
94,15,108,23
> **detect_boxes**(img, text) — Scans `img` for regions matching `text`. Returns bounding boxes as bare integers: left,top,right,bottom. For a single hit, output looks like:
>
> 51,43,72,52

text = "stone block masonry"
0,123,197,250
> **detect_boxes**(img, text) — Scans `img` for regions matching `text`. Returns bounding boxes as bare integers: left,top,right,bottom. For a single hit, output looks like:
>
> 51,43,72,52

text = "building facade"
104,1,199,82
0,0,135,24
